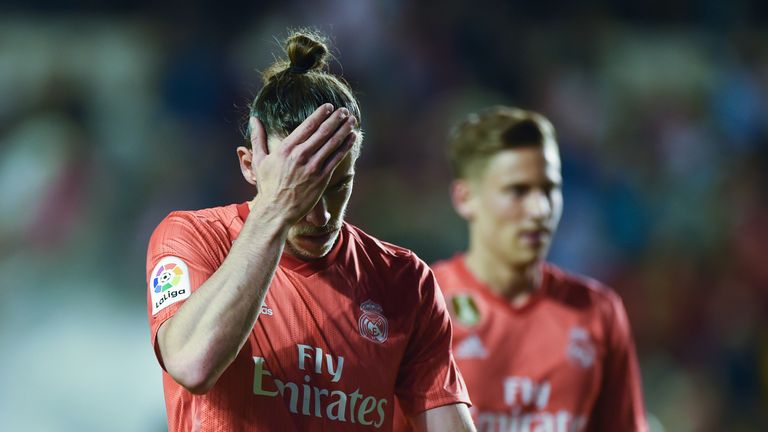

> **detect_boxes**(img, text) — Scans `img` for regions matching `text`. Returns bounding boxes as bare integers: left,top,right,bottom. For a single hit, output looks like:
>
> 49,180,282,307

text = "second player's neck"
465,249,542,306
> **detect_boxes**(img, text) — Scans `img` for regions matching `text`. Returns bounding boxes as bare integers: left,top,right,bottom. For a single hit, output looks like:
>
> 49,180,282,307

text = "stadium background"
0,1,766,431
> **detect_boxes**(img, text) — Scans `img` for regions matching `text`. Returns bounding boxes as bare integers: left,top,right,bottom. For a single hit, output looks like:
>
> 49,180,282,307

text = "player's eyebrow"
332,174,354,186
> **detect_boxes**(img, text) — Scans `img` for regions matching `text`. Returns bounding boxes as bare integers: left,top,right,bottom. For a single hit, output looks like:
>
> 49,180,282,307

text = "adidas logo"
455,334,488,359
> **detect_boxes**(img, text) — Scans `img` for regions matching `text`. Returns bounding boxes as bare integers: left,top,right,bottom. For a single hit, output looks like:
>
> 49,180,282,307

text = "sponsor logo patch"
451,293,480,326
358,300,388,344
252,344,388,427
150,256,191,315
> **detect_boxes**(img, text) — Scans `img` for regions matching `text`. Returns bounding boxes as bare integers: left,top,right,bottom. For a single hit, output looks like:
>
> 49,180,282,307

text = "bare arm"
411,404,476,432
156,104,358,394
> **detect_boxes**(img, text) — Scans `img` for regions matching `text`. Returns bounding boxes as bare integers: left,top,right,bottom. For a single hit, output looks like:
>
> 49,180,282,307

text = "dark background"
1,1,766,431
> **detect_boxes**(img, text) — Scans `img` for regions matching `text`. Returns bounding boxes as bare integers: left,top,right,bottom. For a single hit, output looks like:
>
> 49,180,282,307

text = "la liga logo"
150,257,191,315
153,262,183,293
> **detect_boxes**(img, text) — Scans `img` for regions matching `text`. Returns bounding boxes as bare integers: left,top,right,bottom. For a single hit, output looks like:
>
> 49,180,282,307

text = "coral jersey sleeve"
585,291,648,432
394,261,470,416
145,213,220,368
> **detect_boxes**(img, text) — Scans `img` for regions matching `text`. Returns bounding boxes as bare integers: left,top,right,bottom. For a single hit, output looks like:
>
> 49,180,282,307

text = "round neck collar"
455,253,551,312
236,201,345,277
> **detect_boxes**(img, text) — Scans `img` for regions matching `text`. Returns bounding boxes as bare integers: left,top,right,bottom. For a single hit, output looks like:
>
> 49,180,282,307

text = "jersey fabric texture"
432,254,648,432
146,203,469,431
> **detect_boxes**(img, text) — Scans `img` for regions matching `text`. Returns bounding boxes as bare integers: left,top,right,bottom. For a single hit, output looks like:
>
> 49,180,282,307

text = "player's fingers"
282,103,335,149
298,108,354,157
249,116,269,163
308,114,356,167
320,130,356,176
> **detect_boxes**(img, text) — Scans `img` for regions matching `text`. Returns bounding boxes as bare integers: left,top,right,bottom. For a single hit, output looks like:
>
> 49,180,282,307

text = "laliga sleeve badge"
358,300,388,344
150,256,191,315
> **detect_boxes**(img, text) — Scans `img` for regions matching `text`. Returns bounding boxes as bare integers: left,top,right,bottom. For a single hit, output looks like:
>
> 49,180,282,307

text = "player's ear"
236,146,258,186
450,179,476,221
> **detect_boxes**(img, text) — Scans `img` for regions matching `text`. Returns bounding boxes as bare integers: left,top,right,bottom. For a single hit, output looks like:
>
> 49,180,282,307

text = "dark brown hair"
247,30,362,154
448,106,557,179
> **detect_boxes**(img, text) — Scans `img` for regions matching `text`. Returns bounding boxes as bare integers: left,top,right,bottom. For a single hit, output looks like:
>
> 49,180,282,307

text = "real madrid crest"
358,299,389,344
566,326,596,368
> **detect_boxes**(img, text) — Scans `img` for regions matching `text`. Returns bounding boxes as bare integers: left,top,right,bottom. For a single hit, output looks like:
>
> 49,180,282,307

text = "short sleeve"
145,213,220,368
395,261,471,417
586,291,649,432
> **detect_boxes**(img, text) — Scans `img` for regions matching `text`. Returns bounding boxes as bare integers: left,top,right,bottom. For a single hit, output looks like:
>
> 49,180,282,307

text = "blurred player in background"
145,30,474,431
400,106,647,431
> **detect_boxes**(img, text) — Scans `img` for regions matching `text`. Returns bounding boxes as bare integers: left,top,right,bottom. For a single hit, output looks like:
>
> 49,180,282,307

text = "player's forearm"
413,404,476,432
158,198,290,394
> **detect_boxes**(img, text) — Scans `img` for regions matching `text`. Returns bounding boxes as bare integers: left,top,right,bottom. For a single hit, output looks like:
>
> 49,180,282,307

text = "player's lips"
519,229,550,246
295,229,338,247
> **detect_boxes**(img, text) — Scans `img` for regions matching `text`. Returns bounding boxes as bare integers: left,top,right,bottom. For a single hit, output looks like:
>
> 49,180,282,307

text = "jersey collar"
236,201,345,277
455,253,552,313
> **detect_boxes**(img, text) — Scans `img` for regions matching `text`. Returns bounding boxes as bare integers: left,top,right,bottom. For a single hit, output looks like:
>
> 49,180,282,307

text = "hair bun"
286,31,328,74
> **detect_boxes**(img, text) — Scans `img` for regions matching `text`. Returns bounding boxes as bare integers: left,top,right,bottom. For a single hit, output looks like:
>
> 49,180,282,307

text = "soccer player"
406,107,648,431
145,31,475,431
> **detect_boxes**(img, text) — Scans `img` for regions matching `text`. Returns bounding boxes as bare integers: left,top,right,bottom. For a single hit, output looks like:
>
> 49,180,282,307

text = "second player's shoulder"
543,263,625,315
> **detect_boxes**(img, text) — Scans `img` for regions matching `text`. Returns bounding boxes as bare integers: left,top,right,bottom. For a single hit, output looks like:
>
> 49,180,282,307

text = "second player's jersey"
435,255,647,432
146,203,469,431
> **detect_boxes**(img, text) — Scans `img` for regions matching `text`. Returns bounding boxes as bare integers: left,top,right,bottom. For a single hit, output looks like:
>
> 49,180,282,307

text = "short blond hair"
448,106,557,179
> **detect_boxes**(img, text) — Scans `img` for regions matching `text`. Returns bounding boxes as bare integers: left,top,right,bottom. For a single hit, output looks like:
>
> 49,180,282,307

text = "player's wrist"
247,195,294,235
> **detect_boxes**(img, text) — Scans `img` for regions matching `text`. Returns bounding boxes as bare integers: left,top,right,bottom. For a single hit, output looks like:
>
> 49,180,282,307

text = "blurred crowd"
0,2,766,431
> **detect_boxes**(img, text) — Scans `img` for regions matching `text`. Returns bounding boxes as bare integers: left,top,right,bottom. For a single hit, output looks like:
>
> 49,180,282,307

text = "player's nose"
526,190,552,220
304,196,331,227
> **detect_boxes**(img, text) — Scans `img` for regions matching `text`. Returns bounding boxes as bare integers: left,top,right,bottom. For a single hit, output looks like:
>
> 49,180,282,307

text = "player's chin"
288,231,339,259
511,245,548,266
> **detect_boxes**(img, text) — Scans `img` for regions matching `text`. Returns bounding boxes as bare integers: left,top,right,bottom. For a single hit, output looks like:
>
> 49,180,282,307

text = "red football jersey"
146,203,469,431
419,254,648,432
